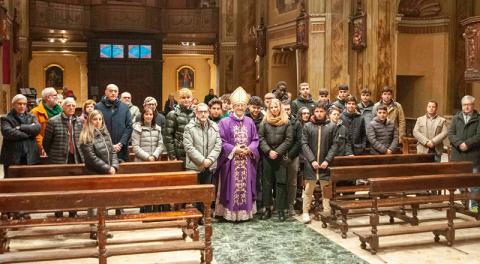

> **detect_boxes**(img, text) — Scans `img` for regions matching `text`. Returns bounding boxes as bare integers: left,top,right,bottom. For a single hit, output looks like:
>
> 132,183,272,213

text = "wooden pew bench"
0,172,214,264
8,160,183,178
319,161,473,238
354,174,480,254
310,154,435,216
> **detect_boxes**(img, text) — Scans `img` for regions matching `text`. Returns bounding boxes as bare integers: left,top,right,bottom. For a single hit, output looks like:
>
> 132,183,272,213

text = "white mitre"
230,86,250,106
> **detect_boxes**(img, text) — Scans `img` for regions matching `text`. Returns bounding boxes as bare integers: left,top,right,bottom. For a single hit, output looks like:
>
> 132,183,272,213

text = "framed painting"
177,65,195,90
44,64,64,89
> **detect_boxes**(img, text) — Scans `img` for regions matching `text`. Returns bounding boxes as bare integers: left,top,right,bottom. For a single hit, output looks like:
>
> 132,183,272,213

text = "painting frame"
350,12,367,51
44,64,64,89
176,65,195,90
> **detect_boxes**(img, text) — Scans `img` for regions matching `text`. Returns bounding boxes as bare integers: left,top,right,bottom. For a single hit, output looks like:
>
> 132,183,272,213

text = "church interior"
0,0,480,263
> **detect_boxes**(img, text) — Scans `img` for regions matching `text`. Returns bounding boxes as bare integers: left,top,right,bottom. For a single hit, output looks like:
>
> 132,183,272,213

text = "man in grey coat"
448,95,480,212
183,103,222,216
43,97,83,218
367,105,398,155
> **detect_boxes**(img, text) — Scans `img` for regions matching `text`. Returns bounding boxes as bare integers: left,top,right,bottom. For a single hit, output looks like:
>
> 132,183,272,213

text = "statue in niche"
296,7,308,48
177,66,195,90
255,17,266,57
45,65,64,89
277,0,300,14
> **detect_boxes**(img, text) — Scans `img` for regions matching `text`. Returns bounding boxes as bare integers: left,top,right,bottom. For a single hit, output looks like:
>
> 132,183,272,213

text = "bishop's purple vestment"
215,113,259,221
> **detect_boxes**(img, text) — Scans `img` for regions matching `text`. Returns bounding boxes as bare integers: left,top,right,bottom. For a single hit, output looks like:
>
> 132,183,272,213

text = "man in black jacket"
95,84,133,162
341,95,366,155
291,82,316,117
332,84,349,111
282,100,303,215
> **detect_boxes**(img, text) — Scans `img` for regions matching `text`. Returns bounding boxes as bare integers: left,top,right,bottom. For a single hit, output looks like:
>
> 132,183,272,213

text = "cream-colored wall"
162,55,217,104
29,52,88,104
396,32,449,117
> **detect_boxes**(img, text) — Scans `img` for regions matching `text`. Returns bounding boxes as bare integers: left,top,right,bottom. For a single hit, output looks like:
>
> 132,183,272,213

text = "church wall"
162,55,214,106
267,0,300,27
29,52,88,104
396,32,449,117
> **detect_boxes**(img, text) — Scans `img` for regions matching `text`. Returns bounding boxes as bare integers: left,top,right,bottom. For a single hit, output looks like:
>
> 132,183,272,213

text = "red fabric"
2,41,10,84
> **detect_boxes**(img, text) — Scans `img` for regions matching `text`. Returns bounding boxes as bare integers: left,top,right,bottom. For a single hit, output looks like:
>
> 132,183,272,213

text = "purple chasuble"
215,113,259,221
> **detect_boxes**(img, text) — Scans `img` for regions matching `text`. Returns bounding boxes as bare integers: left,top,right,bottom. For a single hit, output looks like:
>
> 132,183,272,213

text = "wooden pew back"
0,171,197,193
8,160,183,178
332,153,434,167
329,161,472,182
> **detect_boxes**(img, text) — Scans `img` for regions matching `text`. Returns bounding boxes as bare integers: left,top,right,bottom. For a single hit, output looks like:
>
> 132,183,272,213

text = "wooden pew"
320,161,473,238
39,152,169,164
0,172,215,264
8,160,183,178
310,154,436,216
354,173,480,254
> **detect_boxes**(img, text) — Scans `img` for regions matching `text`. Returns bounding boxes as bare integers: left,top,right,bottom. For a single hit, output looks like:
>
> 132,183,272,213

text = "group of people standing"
1,80,480,227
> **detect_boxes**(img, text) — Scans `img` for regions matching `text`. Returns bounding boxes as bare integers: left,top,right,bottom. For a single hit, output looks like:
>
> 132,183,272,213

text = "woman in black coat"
259,99,293,221
0,94,41,178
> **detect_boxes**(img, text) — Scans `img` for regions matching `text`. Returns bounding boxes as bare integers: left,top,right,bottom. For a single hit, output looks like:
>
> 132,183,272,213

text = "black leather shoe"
261,208,272,220
90,232,113,240
278,211,286,222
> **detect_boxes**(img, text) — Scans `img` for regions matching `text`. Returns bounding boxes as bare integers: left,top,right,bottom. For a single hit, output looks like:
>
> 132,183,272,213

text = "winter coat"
0,110,41,166
331,120,349,156
372,100,406,141
42,113,83,164
183,118,222,171
30,102,49,152
135,111,166,128
332,98,346,111
128,104,141,123
131,122,165,161
80,128,119,174
413,114,448,156
95,97,133,161
259,121,293,158
366,117,399,154
164,99,177,115
301,119,343,181
286,117,303,160
358,101,374,131
291,96,316,117
163,105,195,161
245,109,264,132
341,110,367,155
448,111,480,166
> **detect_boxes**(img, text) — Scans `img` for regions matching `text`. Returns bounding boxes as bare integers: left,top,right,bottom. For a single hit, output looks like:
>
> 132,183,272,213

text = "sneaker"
471,206,478,214
302,213,311,224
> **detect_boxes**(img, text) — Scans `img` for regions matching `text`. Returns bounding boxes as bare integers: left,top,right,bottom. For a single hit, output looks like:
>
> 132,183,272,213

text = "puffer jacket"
301,118,344,181
135,111,166,128
366,117,399,154
163,105,195,160
80,128,119,174
341,110,367,155
0,109,41,166
358,101,374,129
332,97,346,111
448,111,480,166
331,120,349,156
259,121,293,158
43,113,83,164
291,96,316,117
128,104,141,123
131,122,165,161
372,100,406,140
183,118,222,171
286,117,303,160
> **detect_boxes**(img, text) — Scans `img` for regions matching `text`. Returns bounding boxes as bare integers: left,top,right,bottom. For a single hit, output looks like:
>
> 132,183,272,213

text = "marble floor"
3,208,480,264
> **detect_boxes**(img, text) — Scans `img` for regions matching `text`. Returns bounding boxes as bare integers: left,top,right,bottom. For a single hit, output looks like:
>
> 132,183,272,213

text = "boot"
261,208,272,220
278,211,286,222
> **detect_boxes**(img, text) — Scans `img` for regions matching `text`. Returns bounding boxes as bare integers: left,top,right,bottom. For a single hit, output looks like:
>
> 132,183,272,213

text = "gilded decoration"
461,17,480,82
398,0,441,18
296,7,308,49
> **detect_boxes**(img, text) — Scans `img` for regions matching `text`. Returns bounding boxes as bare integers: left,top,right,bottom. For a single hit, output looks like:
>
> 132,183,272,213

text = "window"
128,45,152,59
100,44,124,58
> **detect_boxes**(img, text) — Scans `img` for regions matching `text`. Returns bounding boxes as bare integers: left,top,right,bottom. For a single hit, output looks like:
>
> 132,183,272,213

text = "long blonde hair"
264,99,289,126
79,110,108,144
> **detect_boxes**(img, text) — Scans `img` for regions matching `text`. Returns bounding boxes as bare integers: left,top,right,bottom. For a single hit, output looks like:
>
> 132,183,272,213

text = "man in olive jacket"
163,88,195,163
301,102,343,223
448,95,480,212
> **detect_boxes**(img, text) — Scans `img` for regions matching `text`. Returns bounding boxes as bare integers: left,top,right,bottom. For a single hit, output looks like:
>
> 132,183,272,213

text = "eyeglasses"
302,112,310,115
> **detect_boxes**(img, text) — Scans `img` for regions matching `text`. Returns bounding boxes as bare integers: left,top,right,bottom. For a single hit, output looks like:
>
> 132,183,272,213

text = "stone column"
218,0,237,94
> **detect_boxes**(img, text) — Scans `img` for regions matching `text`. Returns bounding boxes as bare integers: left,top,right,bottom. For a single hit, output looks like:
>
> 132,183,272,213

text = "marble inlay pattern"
206,217,367,264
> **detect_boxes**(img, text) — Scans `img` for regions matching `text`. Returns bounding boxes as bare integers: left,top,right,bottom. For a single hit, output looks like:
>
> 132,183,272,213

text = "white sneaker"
302,213,311,224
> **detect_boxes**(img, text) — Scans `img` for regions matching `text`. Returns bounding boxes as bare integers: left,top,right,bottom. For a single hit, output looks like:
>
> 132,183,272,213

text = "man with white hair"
30,87,62,155
95,84,133,162
449,95,480,213
1,94,41,178
120,92,141,122
43,97,83,218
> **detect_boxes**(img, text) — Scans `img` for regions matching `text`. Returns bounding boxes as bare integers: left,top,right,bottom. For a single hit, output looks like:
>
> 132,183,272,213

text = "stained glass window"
99,44,124,58
128,45,152,59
